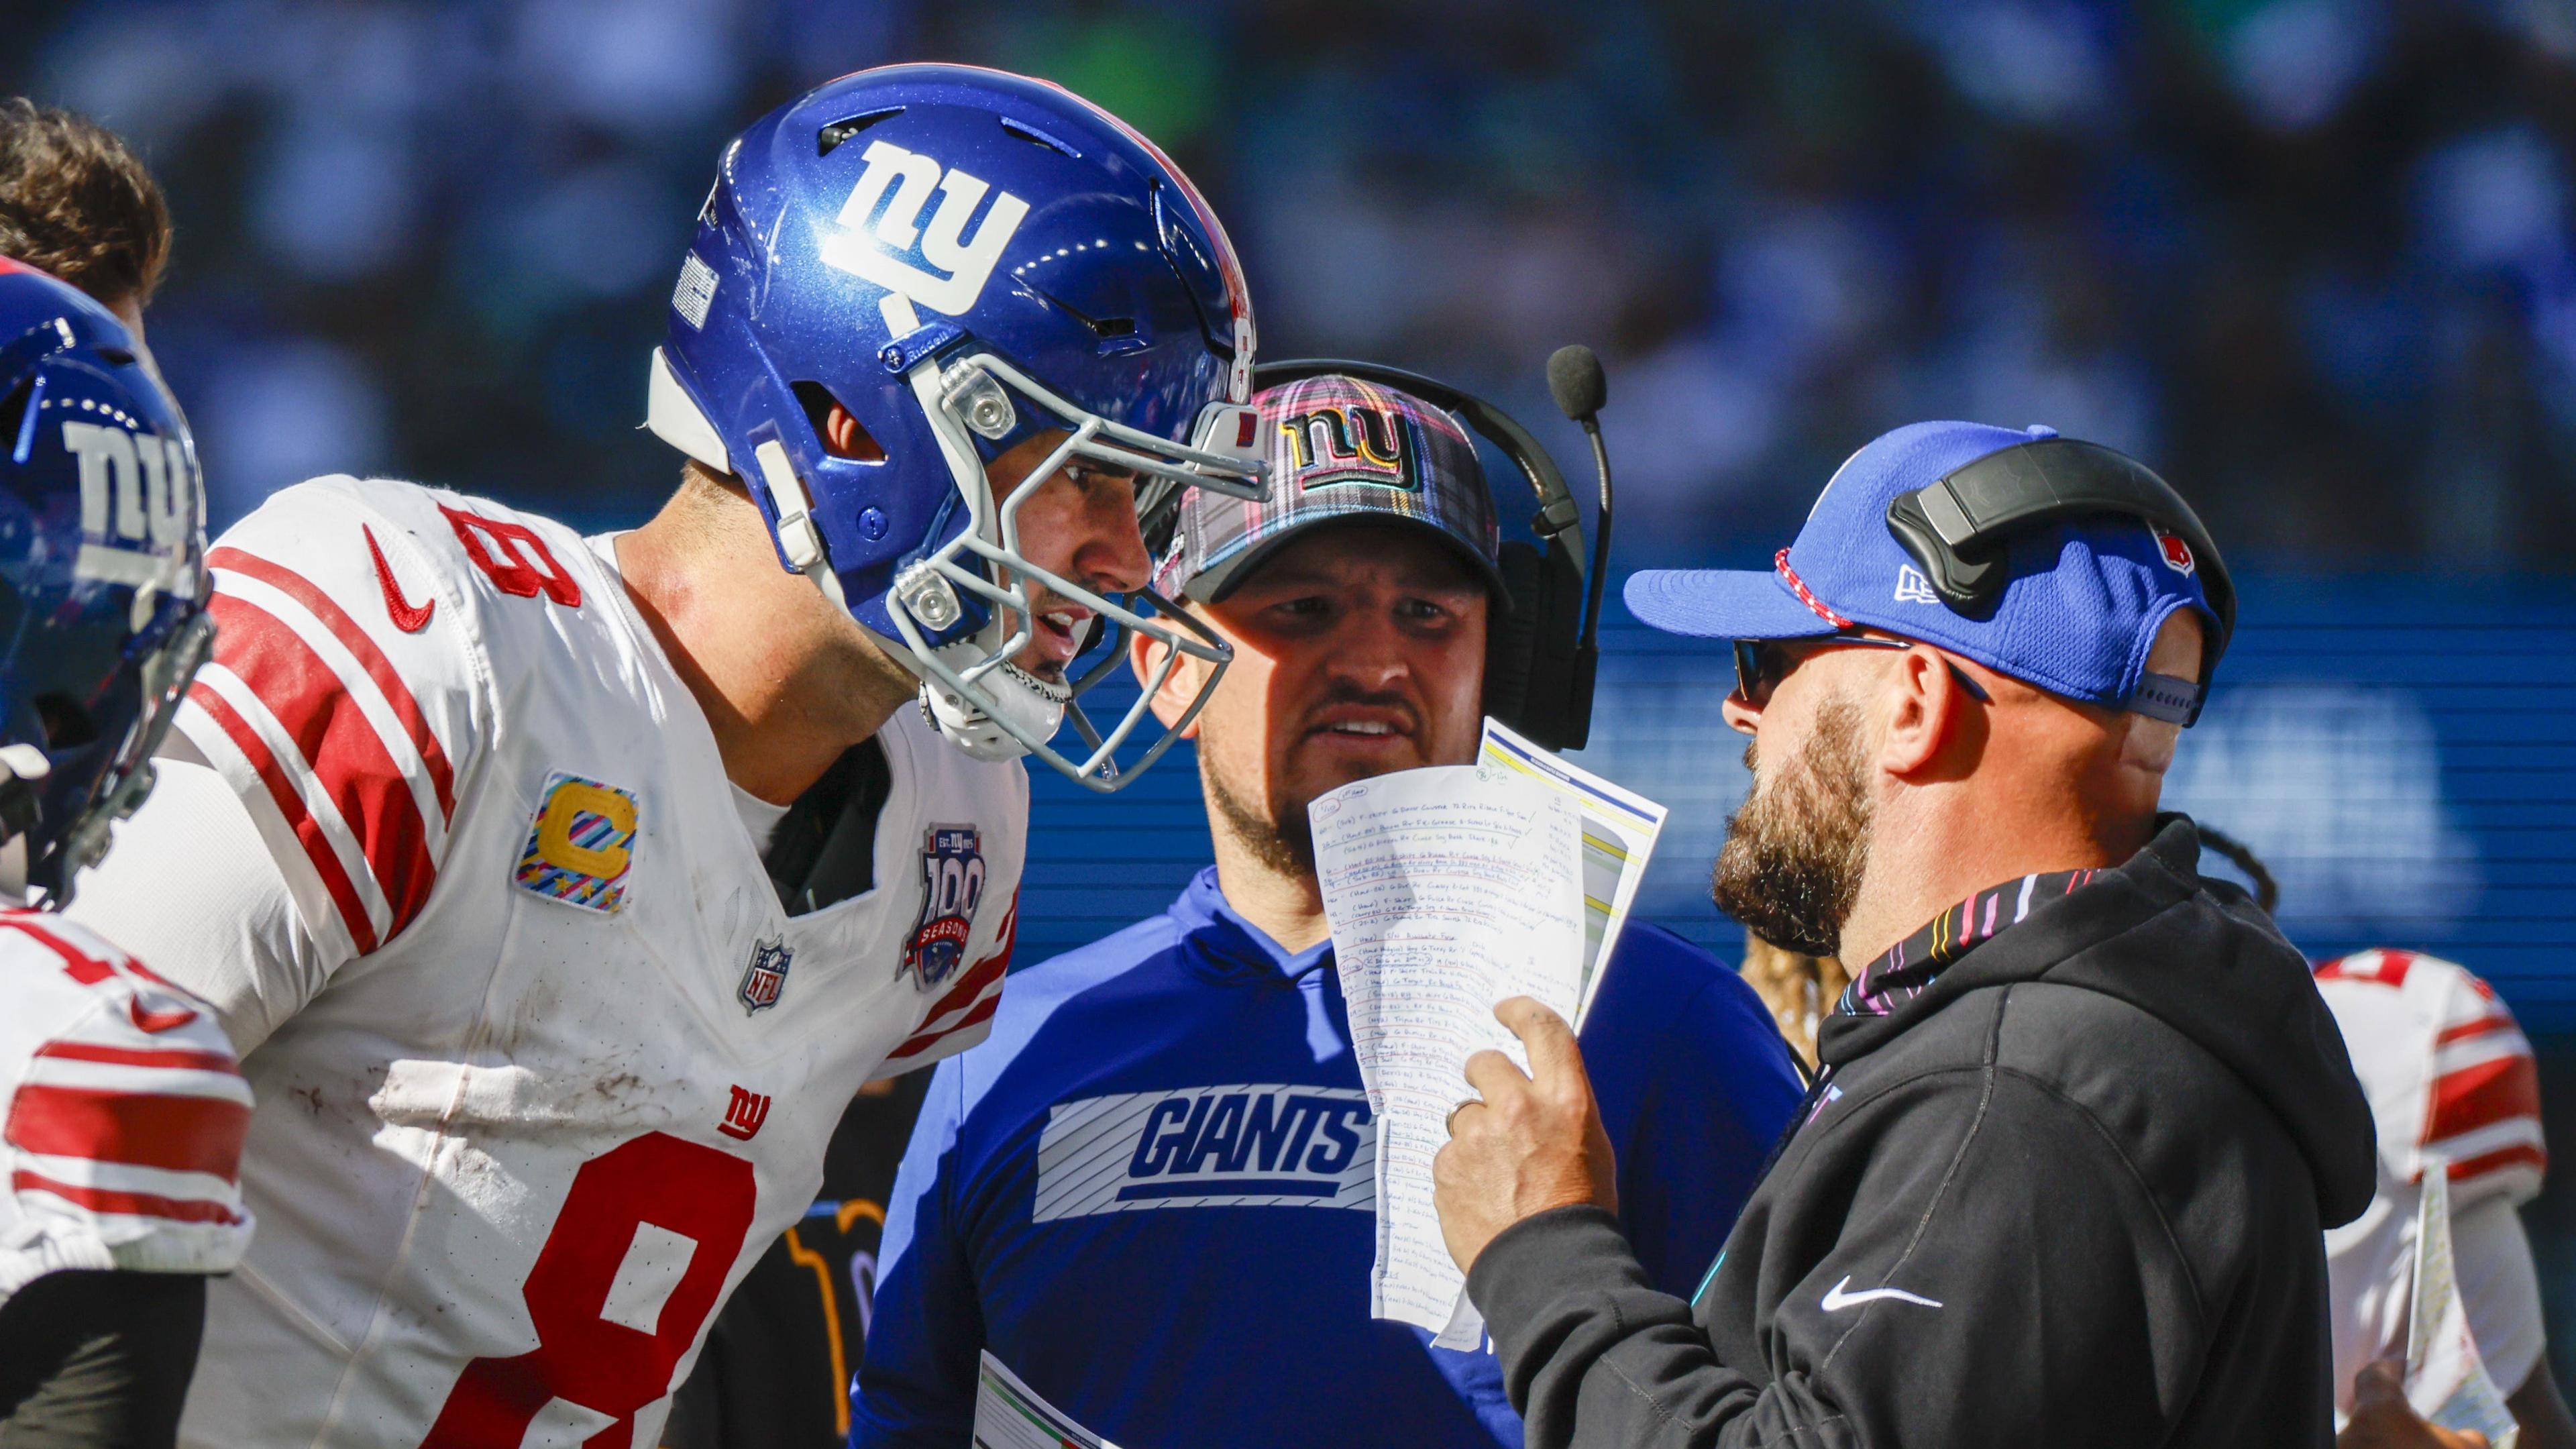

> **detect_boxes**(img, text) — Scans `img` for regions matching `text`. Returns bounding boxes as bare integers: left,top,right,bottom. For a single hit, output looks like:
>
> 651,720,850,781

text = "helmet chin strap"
916,635,1068,763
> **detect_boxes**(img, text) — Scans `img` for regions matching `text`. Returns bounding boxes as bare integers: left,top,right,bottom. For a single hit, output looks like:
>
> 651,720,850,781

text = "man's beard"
1711,697,1874,959
1204,685,1428,881
1207,753,1314,877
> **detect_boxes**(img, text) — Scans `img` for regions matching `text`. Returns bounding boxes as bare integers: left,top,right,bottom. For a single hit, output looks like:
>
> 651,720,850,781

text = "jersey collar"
1170,866,1334,987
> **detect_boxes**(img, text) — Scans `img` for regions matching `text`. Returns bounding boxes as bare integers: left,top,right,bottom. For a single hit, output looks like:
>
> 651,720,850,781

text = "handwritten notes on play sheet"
1310,724,1665,1350
2406,1165,2521,1448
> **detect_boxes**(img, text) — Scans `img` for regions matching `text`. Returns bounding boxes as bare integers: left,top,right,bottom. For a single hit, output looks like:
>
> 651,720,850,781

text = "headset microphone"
1546,343,1607,418
1545,345,1613,750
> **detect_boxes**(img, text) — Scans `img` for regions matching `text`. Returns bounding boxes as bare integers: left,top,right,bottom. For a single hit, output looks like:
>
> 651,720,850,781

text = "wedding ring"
1445,1098,1480,1137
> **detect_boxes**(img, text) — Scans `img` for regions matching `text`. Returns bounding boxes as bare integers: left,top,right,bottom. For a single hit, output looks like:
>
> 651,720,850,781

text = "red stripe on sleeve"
2447,1142,2548,1185
10,1171,243,1226
2436,1015,2515,1048
33,1040,241,1075
894,953,1008,1050
209,545,456,818
205,592,436,941
187,678,381,953
884,897,1018,1063
7,1084,250,1178
883,992,1003,1062
2425,1053,2543,1146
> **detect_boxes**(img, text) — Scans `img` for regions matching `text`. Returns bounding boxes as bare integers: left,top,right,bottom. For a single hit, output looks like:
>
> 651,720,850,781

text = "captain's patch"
513,771,638,913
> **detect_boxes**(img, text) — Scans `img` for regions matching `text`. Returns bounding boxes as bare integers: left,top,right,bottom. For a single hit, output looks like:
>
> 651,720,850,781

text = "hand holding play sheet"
1311,731,1664,1350
1311,765,1584,1348
2403,1165,2520,1448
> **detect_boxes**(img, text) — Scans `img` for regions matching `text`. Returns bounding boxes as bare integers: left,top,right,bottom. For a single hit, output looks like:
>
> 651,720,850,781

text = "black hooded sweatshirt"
1466,817,2378,1448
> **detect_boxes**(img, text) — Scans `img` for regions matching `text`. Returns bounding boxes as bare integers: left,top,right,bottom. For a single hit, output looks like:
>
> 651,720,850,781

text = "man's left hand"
1432,996,1618,1274
2341,1358,2491,1449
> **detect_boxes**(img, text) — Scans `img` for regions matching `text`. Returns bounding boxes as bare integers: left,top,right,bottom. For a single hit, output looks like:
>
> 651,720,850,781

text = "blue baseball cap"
1626,421,2226,720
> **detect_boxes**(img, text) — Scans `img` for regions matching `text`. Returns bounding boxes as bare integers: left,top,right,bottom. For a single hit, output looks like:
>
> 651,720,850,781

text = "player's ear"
1131,620,1205,736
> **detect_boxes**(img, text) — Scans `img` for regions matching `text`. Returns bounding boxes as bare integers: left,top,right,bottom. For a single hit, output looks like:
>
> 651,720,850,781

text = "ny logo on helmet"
60,421,195,588
820,140,1030,317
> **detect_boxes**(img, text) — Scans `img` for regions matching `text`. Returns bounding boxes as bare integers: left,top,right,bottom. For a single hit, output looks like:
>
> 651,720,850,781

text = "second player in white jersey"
75,474,1026,1446
0,912,251,1301
0,243,250,1443
2315,947,2560,1428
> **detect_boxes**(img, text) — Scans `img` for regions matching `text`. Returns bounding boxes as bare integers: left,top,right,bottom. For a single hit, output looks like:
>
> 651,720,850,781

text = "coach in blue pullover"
848,375,1803,1449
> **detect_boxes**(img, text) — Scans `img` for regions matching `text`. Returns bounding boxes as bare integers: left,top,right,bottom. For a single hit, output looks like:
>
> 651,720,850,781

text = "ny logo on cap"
1278,405,1419,493
822,140,1029,316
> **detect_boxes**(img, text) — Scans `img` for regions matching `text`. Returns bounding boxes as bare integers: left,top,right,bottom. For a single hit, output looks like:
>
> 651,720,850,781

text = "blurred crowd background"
13,0,2576,567
15,0,2576,1383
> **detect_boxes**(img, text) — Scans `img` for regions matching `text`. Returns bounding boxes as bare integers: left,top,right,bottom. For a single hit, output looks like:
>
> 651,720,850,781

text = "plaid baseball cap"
1153,374,1503,603
1625,421,2224,717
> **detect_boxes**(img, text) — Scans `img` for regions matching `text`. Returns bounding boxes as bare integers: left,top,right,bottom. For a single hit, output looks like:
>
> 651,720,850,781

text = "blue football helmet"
649,64,1267,791
0,258,210,902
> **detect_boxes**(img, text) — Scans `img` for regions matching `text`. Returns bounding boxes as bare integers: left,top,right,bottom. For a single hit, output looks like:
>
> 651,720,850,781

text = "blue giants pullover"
850,867,1803,1448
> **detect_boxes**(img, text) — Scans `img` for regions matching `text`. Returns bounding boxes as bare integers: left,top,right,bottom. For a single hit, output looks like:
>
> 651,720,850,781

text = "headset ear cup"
1484,541,1546,739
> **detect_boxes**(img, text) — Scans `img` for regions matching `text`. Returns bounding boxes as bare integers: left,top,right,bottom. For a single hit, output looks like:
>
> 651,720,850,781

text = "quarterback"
68,66,1263,1448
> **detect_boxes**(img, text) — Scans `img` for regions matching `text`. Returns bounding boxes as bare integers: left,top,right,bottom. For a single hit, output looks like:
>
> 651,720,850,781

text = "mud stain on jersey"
372,1057,682,1135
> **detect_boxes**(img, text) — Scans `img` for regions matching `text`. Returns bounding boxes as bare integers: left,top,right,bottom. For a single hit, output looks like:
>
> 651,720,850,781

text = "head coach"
847,374,1801,1449
1434,421,2379,1448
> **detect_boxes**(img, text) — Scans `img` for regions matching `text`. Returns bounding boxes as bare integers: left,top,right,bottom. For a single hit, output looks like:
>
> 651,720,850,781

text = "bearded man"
1432,421,2379,1448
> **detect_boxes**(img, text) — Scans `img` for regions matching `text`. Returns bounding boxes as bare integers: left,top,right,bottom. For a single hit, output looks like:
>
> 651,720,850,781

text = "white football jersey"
2316,949,2548,1415
68,475,1025,1448
0,910,250,1308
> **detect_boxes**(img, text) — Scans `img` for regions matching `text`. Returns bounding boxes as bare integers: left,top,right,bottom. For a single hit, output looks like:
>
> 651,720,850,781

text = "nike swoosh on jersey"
366,525,435,633
1819,1275,1943,1312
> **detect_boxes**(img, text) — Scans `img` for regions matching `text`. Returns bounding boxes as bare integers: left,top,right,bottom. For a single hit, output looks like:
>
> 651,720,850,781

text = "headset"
1884,436,2237,704
1250,347,1615,751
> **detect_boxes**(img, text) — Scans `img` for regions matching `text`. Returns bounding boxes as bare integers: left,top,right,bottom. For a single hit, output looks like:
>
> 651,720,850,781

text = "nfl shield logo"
737,936,792,1016
904,824,987,990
